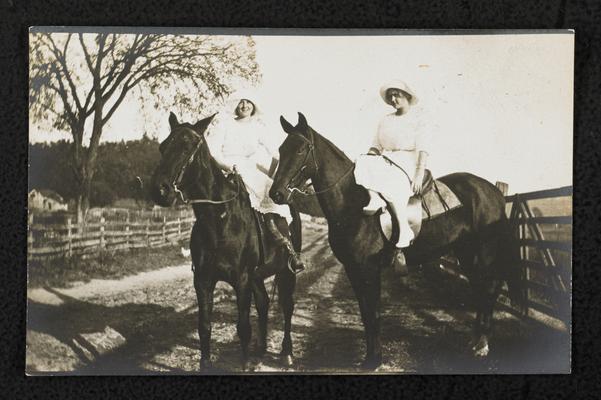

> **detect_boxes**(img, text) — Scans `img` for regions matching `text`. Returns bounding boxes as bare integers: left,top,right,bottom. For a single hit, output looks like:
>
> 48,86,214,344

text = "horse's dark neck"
311,132,368,223
186,156,235,220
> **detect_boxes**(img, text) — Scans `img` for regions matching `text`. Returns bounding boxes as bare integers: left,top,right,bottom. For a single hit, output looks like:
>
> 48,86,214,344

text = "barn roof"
29,189,66,204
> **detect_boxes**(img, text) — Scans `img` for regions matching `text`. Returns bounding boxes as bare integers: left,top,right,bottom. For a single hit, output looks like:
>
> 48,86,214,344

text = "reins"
285,130,355,201
172,128,241,205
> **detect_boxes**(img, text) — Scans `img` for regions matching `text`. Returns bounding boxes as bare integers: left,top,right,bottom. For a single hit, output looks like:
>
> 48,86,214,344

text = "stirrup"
287,253,305,274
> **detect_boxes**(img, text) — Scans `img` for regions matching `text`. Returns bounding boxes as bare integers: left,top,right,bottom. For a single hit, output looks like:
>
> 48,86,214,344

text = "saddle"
378,169,462,242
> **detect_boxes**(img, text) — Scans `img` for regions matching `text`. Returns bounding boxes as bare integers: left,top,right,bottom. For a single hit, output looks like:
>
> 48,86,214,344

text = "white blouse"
207,115,278,171
371,110,430,155
369,109,430,175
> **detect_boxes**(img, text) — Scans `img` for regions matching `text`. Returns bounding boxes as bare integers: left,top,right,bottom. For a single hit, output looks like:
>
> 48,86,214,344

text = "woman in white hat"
355,80,430,267
207,92,305,273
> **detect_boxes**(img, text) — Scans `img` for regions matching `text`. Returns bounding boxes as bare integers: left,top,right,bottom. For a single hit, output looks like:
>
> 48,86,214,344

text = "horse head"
150,112,216,207
270,112,319,204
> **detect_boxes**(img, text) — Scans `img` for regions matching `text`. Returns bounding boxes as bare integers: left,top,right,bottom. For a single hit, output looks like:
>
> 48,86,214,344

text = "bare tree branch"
47,34,84,113
29,32,259,220
78,33,95,75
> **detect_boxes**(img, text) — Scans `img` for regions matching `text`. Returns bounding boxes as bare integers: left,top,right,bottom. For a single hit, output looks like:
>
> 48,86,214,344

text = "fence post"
100,217,106,249
178,210,182,238
146,219,151,247
67,217,73,258
125,211,130,249
515,197,531,308
495,181,509,196
162,215,167,243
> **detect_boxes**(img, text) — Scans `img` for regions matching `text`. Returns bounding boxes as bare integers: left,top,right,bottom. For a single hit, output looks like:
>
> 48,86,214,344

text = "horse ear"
280,115,295,134
168,112,179,130
193,113,217,135
297,112,308,132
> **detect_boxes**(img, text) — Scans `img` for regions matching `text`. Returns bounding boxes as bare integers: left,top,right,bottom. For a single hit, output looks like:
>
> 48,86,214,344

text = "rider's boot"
266,216,305,274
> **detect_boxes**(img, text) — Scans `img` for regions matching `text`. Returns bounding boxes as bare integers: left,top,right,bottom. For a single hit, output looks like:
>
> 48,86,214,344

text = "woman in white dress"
355,80,429,267
207,94,305,273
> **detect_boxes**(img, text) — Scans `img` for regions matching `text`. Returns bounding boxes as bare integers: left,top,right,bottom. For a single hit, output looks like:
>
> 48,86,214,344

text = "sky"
30,32,574,194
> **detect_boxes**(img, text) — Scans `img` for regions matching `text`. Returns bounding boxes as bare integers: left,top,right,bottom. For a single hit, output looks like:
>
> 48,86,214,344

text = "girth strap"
432,181,451,213
251,210,266,267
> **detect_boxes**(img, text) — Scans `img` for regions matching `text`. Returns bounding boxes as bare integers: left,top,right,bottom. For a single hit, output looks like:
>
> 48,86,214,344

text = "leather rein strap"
172,129,241,205
285,130,355,200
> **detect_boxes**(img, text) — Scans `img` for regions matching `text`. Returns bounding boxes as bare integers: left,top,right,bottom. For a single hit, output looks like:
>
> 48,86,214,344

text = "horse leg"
251,275,269,357
235,274,253,370
345,263,382,370
194,274,216,372
469,240,504,357
362,262,383,369
471,277,503,357
276,267,296,366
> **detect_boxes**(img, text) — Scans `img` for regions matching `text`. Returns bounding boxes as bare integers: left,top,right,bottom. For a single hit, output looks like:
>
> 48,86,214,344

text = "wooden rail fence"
28,211,196,261
440,185,572,332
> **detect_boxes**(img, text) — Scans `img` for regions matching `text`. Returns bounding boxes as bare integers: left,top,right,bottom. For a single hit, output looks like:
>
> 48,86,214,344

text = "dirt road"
26,220,568,374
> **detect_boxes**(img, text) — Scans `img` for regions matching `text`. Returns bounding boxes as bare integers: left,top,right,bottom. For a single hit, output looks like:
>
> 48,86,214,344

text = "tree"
29,32,260,222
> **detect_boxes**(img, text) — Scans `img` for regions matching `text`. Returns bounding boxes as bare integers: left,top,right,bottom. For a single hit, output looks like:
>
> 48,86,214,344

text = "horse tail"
502,219,528,315
289,205,302,253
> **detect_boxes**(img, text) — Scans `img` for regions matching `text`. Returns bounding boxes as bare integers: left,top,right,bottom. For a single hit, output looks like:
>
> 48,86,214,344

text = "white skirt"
354,151,416,202
232,158,292,222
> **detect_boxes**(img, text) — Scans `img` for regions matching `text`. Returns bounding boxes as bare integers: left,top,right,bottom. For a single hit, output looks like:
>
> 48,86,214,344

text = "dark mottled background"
1,0,600,398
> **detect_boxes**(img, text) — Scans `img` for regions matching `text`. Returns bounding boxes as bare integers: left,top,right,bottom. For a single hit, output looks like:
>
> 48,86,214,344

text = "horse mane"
309,126,353,165
179,122,226,179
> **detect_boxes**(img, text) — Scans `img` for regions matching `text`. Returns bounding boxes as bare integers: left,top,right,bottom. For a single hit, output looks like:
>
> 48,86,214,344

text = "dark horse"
269,113,525,369
150,113,298,371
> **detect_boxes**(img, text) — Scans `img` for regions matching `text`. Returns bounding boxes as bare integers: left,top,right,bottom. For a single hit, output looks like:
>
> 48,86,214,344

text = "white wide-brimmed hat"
226,89,262,116
379,80,419,106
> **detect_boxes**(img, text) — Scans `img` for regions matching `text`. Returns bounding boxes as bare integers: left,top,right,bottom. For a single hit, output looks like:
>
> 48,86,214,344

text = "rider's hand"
219,162,235,174
412,167,425,195
367,147,381,156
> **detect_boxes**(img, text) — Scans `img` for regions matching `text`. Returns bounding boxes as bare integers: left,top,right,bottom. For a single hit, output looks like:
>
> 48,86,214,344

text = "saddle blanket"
379,179,462,242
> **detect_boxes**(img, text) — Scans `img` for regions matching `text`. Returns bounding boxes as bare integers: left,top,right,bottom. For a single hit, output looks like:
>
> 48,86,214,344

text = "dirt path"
26,220,568,374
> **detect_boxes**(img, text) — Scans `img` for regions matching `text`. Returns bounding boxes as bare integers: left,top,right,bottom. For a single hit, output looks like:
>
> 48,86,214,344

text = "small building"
28,189,68,212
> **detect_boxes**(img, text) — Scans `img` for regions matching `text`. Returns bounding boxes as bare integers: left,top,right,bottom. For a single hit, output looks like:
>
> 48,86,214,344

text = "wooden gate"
502,186,571,330
440,185,572,331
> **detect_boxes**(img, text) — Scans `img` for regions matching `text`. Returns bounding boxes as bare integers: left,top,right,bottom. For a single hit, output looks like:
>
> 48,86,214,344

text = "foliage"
29,32,260,220
29,136,162,208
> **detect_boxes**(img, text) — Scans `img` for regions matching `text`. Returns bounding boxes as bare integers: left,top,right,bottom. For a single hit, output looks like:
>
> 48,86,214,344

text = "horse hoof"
253,346,267,358
281,354,293,367
360,356,383,370
471,335,490,358
241,361,254,372
199,359,213,373
474,343,490,358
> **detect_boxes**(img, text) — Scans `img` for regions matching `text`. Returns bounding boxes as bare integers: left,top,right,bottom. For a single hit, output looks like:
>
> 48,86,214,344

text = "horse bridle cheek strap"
284,131,319,199
172,131,204,196
171,129,241,205
284,129,356,200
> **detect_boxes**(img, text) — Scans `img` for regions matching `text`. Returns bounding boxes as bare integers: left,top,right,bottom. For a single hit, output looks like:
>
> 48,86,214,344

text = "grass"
28,244,189,289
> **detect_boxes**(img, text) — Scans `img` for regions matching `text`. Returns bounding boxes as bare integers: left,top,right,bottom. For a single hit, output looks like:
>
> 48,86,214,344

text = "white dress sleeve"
370,119,385,153
206,118,231,169
256,120,279,159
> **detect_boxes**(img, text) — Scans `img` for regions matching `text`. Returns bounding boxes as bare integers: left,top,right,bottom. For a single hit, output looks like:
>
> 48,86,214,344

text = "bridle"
283,128,355,202
171,128,240,205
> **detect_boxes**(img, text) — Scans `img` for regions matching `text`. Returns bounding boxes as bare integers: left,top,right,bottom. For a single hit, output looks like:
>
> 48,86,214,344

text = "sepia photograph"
27,28,572,375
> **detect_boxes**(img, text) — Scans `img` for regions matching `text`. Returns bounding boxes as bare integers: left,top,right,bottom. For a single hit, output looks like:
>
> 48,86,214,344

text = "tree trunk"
75,176,92,224
71,101,104,223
